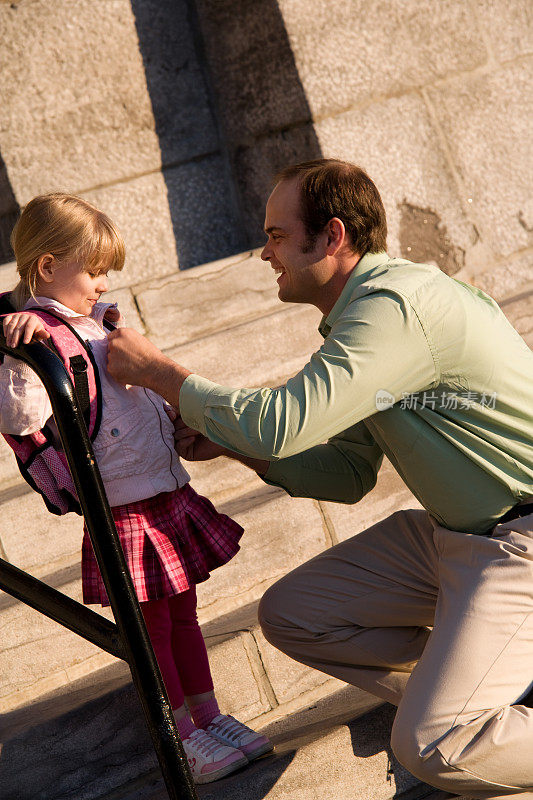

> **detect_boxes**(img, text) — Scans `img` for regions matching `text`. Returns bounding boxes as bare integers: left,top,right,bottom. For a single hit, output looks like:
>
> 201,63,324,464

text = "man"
108,160,533,799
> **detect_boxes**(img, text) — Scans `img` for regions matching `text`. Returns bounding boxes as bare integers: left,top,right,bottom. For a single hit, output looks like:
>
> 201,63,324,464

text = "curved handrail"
0,335,197,800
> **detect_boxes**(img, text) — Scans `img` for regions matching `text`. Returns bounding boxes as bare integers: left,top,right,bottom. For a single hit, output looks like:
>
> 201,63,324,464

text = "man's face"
261,178,329,308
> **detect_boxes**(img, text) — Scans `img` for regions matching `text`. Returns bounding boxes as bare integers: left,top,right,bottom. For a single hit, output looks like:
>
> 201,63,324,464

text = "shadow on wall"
194,0,323,248
131,0,322,267
0,153,19,265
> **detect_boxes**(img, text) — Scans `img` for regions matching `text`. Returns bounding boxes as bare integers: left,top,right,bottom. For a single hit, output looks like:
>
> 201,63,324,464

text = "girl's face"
37,257,109,315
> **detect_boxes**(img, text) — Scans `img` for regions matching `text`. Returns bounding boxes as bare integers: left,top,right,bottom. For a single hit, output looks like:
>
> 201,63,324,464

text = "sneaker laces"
188,728,232,759
209,715,255,745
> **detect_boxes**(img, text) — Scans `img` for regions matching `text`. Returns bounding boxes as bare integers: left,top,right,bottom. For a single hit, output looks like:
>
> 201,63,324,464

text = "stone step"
0,590,354,734
0,596,381,800
0,595,471,800
2,648,459,800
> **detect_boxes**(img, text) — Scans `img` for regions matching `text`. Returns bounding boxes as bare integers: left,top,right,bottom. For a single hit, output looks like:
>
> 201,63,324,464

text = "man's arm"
107,328,190,406
108,292,435,490
173,414,269,476
172,411,381,504
177,292,436,461
262,420,383,503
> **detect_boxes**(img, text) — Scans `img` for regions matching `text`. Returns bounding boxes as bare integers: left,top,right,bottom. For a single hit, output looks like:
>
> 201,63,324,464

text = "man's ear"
36,254,56,284
325,217,346,255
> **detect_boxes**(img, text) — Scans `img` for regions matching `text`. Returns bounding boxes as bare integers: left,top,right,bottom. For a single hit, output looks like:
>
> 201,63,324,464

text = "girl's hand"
2,313,50,348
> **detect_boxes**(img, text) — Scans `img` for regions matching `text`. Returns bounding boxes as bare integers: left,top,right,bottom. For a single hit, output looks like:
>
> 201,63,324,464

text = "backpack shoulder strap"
23,307,103,441
0,292,16,315
0,293,16,365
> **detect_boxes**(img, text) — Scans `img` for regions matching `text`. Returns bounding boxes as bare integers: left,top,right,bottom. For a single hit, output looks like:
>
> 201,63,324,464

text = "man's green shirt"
180,252,533,533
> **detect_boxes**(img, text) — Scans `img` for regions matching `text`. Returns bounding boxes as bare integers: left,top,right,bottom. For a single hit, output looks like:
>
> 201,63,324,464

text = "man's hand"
170,410,269,474
107,328,166,386
2,312,51,348
173,414,228,462
107,328,191,406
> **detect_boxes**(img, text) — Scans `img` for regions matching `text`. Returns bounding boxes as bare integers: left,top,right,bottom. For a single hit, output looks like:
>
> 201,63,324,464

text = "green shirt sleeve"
179,290,437,499
263,421,384,503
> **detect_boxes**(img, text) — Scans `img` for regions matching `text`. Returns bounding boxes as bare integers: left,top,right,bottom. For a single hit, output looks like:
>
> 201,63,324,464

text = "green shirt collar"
319,251,390,337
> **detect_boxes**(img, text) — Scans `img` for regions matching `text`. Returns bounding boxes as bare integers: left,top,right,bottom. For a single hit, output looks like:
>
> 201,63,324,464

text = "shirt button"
111,428,120,437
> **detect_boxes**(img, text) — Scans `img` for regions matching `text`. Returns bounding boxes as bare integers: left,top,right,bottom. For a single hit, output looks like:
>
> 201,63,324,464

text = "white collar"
25,296,120,326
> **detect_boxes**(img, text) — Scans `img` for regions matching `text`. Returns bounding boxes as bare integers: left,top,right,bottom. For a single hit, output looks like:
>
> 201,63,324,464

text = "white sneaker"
182,728,247,784
206,714,274,761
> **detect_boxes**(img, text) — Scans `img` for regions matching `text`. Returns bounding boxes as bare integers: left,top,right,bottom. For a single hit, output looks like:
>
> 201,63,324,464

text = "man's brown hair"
275,159,387,255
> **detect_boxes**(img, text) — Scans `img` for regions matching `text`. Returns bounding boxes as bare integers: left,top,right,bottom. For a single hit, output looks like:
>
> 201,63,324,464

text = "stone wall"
0,0,246,274
0,0,531,286
198,0,532,276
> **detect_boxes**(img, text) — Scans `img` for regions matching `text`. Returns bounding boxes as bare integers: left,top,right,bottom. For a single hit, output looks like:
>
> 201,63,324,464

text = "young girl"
0,193,272,784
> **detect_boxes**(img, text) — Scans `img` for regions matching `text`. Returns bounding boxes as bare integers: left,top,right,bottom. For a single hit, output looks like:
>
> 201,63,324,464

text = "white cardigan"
0,297,190,507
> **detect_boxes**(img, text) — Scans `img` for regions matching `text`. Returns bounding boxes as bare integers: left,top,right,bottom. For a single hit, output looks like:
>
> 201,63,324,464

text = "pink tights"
140,587,214,709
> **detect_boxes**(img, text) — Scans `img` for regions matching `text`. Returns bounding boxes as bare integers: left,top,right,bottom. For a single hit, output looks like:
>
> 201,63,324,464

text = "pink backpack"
0,291,105,515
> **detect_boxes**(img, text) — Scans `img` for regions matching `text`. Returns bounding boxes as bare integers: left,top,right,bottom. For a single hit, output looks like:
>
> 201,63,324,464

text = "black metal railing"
0,335,198,800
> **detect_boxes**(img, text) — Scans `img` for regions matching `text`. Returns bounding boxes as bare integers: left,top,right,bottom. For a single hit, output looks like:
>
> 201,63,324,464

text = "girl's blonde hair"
10,193,125,310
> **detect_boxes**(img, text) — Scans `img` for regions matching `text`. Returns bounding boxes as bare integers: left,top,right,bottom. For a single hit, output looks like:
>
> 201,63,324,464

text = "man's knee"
391,716,433,783
390,710,447,786
258,578,295,648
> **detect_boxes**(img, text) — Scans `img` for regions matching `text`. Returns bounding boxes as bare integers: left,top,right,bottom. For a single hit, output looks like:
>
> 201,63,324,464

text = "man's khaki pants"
259,510,533,799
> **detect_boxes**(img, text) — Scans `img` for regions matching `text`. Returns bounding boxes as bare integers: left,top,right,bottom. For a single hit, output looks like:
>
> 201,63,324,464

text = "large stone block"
0,437,24,493
428,61,533,258
0,577,106,703
198,705,416,800
0,261,17,295
197,491,328,618
500,290,533,349
232,124,322,245
0,156,19,265
128,0,218,161
196,0,486,141
279,0,487,120
158,155,248,270
0,664,407,800
315,92,476,274
186,456,266,507
470,251,533,303
83,172,179,286
0,672,157,798
254,628,341,706
135,253,279,349
475,0,533,62
206,632,272,721
83,156,245,281
167,303,323,387
0,0,216,202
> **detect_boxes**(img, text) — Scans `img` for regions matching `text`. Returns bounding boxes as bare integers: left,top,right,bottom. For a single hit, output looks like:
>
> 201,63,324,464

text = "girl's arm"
0,313,53,435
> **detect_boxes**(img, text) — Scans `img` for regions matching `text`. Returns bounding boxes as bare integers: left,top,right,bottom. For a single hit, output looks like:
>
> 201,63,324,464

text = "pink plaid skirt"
81,483,243,606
